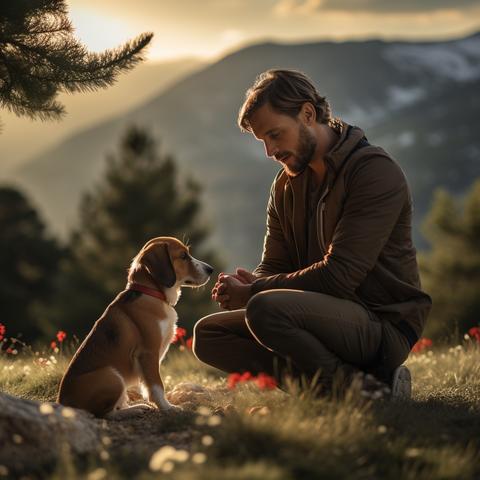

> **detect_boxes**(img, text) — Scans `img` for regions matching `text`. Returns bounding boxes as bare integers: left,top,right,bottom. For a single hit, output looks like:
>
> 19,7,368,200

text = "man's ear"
301,102,317,125
141,242,176,288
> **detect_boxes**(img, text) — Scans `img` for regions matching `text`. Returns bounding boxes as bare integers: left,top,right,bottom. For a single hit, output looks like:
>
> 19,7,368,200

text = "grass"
1,334,480,480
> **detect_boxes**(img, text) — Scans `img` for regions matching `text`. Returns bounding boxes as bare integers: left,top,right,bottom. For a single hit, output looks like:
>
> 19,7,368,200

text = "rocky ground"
0,382,234,475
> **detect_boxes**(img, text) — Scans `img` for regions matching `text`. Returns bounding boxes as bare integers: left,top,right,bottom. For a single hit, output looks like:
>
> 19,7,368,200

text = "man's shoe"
389,365,411,401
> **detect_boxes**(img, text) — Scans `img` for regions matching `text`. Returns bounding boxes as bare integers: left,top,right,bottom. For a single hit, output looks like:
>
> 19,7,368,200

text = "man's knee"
246,291,286,341
192,316,214,362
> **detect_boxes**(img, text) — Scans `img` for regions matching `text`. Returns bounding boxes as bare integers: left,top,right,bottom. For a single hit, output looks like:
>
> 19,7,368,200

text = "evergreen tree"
47,126,223,340
0,186,66,341
0,0,152,124
418,178,480,338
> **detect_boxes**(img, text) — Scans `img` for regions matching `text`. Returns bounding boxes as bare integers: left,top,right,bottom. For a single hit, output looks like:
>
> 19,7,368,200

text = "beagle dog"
57,237,213,419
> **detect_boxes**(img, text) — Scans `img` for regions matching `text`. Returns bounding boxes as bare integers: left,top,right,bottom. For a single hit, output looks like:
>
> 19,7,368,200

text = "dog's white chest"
158,307,177,337
157,307,178,362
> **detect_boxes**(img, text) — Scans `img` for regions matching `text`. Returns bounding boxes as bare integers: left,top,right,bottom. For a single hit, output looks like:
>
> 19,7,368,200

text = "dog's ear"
142,242,176,288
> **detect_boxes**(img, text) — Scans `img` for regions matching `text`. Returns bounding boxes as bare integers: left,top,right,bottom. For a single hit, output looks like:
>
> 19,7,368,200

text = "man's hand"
212,268,256,310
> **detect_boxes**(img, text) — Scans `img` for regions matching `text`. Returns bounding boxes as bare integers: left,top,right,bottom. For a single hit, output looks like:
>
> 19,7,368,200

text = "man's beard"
281,123,317,177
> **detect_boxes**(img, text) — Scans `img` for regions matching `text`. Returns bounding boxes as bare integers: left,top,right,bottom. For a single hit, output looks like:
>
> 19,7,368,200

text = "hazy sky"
69,0,480,60
2,0,480,175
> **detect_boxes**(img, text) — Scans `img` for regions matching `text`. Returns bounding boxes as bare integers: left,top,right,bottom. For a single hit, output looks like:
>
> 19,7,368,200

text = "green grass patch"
1,337,479,479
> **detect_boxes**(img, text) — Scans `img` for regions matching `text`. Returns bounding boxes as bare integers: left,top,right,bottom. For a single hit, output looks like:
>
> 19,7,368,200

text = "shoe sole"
390,366,411,401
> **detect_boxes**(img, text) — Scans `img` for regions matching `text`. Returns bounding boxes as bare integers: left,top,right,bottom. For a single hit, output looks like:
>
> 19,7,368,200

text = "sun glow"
68,6,135,53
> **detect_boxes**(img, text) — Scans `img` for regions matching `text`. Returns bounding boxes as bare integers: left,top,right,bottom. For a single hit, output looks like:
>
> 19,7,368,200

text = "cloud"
219,29,247,44
274,0,480,15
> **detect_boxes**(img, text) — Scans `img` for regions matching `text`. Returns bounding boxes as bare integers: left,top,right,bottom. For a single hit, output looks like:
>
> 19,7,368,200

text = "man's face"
249,103,317,177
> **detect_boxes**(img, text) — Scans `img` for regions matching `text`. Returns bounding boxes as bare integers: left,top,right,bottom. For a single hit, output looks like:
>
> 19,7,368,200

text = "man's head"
238,68,331,133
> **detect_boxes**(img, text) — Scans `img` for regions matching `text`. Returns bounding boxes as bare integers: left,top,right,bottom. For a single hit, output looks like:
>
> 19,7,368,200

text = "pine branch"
0,0,154,123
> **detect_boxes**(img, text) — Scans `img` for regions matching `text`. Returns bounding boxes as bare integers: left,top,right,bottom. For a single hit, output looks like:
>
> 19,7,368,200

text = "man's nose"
264,140,278,158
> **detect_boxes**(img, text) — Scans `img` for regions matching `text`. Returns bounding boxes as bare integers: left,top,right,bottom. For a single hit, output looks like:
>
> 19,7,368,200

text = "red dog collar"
126,283,167,302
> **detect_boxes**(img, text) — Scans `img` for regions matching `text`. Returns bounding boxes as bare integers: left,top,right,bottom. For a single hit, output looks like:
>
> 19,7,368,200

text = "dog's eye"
180,252,187,259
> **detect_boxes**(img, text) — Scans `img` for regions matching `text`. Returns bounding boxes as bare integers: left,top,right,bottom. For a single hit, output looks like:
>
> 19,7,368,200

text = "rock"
212,404,236,414
0,392,102,473
165,382,211,406
247,406,271,415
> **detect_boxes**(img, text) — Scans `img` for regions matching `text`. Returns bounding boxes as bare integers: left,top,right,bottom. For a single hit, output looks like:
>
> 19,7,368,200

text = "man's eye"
271,133,280,139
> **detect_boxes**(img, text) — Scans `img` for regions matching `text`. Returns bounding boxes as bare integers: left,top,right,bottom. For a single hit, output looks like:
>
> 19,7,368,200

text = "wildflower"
6,348,12,354
0,324,5,335
57,331,67,342
469,327,480,343
51,341,57,349
228,371,253,389
411,338,433,354
254,372,277,390
172,327,187,344
38,358,47,366
186,337,193,350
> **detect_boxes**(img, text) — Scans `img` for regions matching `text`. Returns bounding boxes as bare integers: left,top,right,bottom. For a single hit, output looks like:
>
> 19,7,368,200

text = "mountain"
10,33,480,272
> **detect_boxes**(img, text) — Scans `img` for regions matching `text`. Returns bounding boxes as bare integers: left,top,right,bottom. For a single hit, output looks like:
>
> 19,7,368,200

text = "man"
193,68,431,399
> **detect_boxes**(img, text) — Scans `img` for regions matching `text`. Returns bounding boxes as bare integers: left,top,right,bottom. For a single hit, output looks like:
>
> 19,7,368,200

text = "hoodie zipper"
316,186,330,257
289,180,303,268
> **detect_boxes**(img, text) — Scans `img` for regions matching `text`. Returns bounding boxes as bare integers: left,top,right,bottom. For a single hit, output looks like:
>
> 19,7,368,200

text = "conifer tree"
46,126,223,340
418,178,480,338
0,0,153,124
0,186,66,341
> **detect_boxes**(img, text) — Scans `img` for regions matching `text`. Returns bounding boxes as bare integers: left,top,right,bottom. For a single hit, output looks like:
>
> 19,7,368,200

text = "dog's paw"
103,404,153,420
135,404,154,413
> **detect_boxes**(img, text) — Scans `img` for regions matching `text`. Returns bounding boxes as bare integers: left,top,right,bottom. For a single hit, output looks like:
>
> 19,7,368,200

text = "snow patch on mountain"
383,36,480,83
388,85,426,109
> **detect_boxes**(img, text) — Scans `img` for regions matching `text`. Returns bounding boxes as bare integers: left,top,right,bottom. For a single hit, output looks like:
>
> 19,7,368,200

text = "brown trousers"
193,290,410,389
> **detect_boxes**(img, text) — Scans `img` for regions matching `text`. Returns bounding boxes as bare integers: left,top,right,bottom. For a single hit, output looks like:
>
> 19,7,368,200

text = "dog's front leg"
138,352,180,411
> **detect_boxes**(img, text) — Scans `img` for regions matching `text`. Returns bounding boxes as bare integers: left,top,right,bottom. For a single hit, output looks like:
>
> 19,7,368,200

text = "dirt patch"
93,383,235,460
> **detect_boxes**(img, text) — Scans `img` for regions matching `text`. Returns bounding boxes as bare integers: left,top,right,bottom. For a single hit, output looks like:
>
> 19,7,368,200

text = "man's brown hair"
238,68,332,132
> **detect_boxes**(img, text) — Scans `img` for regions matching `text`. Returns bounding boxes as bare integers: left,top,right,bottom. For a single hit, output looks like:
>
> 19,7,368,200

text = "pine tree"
0,0,153,124
46,126,223,340
418,178,480,338
0,186,66,341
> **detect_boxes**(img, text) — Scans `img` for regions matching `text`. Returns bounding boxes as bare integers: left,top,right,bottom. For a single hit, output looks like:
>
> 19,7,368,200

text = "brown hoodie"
251,121,431,346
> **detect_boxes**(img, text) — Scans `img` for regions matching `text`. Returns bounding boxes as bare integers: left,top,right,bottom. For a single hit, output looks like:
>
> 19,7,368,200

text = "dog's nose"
205,264,214,276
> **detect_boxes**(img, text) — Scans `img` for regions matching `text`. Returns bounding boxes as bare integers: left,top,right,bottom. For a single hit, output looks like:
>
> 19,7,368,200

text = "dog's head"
128,237,213,291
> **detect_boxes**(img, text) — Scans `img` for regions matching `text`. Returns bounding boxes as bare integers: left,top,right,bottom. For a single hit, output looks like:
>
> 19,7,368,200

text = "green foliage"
0,0,153,123
0,186,66,340
45,126,223,341
418,178,480,339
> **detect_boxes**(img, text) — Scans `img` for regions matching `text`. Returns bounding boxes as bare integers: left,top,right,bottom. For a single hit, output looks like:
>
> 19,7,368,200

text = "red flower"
56,331,66,342
469,327,480,343
172,327,187,344
0,336,3,341
228,371,254,389
6,348,12,354
0,324,5,335
254,372,277,390
186,337,193,350
51,341,57,349
412,338,433,354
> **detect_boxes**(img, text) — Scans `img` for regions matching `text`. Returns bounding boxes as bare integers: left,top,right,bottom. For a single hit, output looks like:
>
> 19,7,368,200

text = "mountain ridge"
10,33,480,272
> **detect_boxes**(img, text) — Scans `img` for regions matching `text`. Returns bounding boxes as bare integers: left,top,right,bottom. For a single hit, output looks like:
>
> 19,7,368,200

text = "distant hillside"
11,33,480,272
